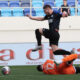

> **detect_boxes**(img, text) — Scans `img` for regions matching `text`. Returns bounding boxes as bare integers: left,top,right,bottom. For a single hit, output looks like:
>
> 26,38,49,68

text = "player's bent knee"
39,28,43,34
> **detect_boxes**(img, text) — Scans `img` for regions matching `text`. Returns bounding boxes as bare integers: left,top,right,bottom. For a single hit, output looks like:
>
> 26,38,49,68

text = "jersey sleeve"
62,54,78,62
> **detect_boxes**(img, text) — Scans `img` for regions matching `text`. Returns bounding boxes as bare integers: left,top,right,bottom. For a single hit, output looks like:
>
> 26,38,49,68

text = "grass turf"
0,66,80,80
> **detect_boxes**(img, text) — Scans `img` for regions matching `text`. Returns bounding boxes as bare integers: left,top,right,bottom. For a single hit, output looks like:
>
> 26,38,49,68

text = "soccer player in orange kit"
37,54,80,75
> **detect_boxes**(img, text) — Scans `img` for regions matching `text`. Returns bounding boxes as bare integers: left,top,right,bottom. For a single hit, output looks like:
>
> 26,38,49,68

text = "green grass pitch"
0,66,80,80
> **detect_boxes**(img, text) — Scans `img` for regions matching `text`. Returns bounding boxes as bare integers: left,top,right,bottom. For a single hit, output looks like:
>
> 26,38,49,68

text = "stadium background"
0,0,80,80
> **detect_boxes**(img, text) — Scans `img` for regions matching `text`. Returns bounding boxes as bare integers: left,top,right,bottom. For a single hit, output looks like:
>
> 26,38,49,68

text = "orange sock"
62,54,78,62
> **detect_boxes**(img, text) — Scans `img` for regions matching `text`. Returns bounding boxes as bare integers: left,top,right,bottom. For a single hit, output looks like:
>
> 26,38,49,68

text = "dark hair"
37,65,43,72
43,5,52,9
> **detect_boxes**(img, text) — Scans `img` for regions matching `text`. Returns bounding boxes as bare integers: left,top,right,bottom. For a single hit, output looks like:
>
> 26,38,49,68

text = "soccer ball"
1,66,10,75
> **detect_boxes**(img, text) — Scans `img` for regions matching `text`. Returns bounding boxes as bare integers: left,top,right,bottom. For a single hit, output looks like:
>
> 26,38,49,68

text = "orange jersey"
42,60,59,75
42,60,76,75
58,62,76,74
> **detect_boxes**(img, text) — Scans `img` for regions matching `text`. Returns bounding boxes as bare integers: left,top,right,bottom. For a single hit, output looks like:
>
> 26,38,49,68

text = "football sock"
35,29,42,46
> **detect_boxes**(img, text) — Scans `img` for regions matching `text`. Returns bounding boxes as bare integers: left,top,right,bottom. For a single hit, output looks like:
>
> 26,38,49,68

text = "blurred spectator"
61,0,70,15
71,48,75,54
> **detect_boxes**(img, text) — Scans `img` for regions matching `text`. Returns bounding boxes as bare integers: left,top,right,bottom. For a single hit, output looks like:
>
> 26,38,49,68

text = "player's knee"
39,28,43,34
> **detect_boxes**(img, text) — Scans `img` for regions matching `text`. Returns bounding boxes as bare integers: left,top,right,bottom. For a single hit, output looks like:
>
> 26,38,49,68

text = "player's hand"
62,11,68,18
26,14,29,17
26,15,32,19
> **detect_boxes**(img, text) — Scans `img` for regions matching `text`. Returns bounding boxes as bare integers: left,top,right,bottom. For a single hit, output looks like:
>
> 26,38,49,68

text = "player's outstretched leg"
32,29,42,52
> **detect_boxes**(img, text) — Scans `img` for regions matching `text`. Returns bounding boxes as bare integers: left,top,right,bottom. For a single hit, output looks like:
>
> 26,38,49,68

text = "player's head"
43,5,53,15
62,11,68,17
37,65,43,72
63,0,67,6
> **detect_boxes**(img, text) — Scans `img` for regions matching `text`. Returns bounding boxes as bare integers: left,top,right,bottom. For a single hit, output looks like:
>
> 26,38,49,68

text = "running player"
27,5,68,52
37,54,80,75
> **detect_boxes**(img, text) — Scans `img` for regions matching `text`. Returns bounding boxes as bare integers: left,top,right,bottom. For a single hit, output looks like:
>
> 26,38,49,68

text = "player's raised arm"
26,15,45,21
55,54,78,64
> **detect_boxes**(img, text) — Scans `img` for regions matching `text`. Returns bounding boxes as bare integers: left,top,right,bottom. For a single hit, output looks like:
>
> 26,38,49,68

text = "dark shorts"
42,28,60,46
